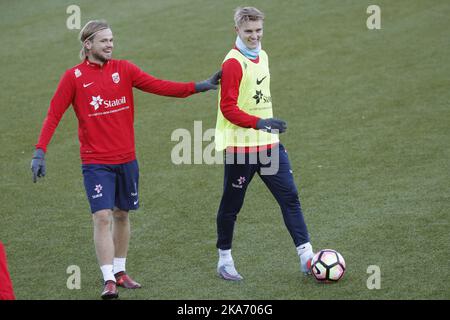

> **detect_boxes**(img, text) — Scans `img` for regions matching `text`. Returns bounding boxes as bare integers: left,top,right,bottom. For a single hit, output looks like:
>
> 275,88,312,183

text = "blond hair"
79,20,111,60
234,7,265,27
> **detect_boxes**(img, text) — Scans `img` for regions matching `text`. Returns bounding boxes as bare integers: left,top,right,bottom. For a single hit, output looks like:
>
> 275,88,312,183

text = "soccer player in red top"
30,20,220,299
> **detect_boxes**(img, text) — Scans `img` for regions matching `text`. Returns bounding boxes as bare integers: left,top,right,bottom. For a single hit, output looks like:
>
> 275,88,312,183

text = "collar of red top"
84,58,109,68
233,46,259,63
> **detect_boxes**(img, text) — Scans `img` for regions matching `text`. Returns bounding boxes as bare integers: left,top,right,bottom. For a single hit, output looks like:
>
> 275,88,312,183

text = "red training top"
35,59,196,164
0,242,15,300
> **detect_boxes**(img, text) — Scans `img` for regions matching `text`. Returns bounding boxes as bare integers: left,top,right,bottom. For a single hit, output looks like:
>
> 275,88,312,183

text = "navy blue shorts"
82,160,139,214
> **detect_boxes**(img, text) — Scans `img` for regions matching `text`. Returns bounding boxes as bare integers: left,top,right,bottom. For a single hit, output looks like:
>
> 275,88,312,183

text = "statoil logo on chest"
89,95,126,110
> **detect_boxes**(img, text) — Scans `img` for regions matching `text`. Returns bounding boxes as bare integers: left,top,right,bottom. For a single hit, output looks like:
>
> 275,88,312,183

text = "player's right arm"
220,58,260,128
221,58,286,133
31,70,75,182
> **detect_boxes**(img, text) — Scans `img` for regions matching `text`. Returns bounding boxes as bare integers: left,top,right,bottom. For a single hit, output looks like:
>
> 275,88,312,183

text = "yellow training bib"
215,49,279,151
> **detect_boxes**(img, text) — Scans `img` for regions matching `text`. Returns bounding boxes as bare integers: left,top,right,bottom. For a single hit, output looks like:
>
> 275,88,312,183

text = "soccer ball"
311,249,346,282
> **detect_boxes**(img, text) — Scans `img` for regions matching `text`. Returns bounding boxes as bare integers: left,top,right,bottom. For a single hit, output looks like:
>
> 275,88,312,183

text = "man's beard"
91,50,111,63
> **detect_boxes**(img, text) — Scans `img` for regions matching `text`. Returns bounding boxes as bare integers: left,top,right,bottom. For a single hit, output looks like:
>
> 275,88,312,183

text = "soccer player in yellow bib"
214,7,315,281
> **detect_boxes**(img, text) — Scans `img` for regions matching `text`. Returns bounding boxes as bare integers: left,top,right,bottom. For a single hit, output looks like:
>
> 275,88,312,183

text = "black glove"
256,118,287,134
31,148,46,183
195,70,222,92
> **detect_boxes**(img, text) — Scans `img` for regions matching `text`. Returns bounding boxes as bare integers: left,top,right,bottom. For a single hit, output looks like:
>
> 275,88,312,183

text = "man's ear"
84,40,92,50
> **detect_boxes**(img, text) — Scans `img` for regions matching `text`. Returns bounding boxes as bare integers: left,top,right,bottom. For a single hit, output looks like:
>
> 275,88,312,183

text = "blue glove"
256,118,287,133
195,70,222,92
31,148,46,183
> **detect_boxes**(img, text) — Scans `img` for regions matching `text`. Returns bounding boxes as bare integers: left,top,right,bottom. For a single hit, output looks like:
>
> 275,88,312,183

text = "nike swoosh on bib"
256,76,267,85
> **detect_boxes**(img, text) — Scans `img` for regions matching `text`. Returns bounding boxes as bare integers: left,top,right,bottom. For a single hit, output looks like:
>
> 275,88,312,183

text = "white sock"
218,249,233,265
100,264,115,282
113,257,126,274
297,242,313,258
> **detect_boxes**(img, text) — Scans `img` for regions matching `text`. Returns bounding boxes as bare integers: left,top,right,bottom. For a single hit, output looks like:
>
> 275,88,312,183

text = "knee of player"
93,210,112,226
283,188,300,206
112,210,129,222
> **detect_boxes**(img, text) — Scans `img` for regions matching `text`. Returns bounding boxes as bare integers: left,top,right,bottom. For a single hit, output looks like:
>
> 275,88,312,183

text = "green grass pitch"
0,0,449,299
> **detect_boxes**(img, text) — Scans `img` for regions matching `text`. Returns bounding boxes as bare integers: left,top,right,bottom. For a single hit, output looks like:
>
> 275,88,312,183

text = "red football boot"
101,280,119,300
115,271,142,289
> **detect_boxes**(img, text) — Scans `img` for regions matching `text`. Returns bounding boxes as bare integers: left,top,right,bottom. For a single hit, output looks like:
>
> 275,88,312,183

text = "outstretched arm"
126,61,219,97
